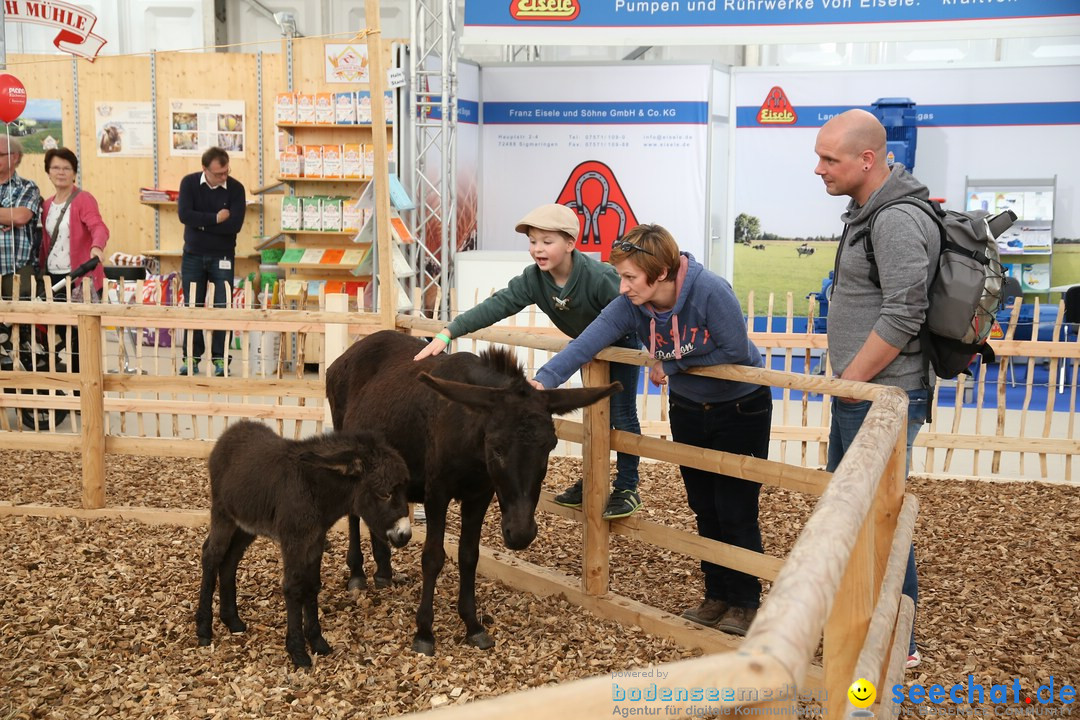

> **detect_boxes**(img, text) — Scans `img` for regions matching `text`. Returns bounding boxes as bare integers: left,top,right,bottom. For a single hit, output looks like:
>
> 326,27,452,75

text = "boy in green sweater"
413,204,643,518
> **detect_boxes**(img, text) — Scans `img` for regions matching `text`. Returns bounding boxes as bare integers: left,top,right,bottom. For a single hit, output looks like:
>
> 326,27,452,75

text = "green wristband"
435,332,451,345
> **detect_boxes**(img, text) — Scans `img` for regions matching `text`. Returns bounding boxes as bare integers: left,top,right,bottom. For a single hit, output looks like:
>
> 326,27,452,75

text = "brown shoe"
716,606,757,637
681,598,729,627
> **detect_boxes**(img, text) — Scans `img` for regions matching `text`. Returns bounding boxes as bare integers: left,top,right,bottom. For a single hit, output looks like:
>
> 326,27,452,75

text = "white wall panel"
130,0,204,52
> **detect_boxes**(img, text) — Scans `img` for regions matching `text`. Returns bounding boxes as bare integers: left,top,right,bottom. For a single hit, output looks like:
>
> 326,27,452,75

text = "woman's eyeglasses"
612,239,655,256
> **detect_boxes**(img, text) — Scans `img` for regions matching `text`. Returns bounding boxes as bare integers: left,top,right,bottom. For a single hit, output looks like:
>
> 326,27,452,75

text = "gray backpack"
860,198,1016,379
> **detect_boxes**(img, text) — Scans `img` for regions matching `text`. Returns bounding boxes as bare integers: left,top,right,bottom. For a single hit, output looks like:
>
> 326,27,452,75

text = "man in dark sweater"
176,146,246,376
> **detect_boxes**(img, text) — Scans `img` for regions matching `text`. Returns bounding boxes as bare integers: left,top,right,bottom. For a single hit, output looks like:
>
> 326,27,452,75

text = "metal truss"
407,0,458,320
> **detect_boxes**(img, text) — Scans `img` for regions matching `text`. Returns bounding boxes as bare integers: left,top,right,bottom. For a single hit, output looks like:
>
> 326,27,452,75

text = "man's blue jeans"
669,385,773,609
826,387,929,655
180,252,233,362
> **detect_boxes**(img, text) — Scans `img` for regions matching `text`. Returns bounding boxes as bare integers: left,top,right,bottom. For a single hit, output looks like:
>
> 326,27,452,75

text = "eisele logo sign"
556,160,638,262
510,0,581,21
3,0,108,61
757,86,798,125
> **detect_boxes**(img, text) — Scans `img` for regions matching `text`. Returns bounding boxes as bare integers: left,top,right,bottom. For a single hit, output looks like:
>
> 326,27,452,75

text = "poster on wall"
9,99,63,153
732,65,1080,248
480,65,709,261
169,99,245,157
95,102,153,157
325,43,369,84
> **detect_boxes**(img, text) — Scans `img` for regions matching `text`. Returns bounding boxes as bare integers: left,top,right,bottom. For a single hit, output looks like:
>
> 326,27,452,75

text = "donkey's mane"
477,346,526,381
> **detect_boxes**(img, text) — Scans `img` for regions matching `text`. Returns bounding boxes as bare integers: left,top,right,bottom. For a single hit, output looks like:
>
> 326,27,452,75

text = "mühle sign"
3,0,107,61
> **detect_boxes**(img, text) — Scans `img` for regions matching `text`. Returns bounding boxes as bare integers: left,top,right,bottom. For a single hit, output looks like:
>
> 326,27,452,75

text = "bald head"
814,109,891,205
826,109,887,159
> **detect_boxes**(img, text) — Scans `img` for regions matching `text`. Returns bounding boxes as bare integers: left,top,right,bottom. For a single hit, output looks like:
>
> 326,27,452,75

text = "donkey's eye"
375,492,392,502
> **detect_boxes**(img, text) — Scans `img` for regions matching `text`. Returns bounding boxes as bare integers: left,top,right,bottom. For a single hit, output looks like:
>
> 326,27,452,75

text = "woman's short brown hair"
44,147,79,175
608,224,681,284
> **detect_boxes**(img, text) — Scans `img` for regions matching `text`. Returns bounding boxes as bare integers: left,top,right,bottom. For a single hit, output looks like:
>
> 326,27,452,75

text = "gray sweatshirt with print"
827,165,941,392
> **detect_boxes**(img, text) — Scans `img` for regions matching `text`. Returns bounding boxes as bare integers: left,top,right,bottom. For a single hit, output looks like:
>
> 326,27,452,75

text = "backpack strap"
860,196,945,290
860,196,946,401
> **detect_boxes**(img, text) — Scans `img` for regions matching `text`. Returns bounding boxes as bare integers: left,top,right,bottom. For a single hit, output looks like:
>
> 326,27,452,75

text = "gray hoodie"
827,165,941,392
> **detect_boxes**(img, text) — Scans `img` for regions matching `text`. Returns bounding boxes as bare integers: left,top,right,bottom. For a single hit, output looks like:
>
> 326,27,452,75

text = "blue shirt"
0,172,42,275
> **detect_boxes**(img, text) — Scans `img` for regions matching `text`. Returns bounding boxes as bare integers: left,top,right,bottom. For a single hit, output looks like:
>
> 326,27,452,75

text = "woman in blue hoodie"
530,223,772,637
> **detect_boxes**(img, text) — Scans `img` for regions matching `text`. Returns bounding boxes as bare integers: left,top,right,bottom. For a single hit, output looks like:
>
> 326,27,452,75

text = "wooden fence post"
79,313,106,509
323,293,350,427
581,359,611,596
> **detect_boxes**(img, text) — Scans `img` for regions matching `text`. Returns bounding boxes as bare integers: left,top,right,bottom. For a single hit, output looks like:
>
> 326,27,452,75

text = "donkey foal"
196,421,411,667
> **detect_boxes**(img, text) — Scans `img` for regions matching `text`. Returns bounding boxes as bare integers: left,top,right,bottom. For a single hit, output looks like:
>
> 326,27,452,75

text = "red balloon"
0,74,28,124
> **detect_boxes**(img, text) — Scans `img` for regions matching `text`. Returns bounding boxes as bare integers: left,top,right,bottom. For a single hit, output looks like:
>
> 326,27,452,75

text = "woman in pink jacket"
38,147,110,372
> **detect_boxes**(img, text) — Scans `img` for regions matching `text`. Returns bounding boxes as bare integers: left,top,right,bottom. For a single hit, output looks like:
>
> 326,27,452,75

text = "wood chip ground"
2,451,1078,718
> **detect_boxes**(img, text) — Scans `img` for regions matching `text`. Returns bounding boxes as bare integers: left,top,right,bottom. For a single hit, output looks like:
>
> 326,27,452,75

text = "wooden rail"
3,292,1077,719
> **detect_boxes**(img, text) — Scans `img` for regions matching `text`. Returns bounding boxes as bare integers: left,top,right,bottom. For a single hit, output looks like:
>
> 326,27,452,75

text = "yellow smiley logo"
848,678,877,709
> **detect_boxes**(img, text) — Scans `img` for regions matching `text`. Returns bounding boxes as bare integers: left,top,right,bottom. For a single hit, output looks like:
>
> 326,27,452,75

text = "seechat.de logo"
510,0,581,21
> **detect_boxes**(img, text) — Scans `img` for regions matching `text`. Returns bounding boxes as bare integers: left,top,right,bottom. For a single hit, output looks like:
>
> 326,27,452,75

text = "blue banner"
484,101,708,124
466,0,1077,29
736,102,1080,128
423,98,480,124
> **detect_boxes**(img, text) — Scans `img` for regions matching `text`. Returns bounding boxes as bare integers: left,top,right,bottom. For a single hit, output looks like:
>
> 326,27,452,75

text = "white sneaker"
412,504,426,524
906,650,922,669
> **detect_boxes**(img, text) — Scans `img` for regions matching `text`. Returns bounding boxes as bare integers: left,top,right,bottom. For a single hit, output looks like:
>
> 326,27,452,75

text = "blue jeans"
826,387,928,655
669,385,773,609
608,358,642,492
180,252,233,362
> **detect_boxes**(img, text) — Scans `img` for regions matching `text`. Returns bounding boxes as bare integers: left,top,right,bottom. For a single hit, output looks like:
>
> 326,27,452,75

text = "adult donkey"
326,329,620,655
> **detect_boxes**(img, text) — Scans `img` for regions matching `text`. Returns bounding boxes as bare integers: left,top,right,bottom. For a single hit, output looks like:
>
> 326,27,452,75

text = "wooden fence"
1,290,1077,719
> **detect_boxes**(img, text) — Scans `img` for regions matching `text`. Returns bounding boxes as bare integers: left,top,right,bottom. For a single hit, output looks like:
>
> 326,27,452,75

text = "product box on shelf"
315,92,335,124
303,145,323,178
321,197,344,232
343,197,363,232
322,145,343,179
280,196,302,231
363,146,374,178
275,92,296,124
335,92,356,125
356,92,372,124
279,145,301,178
301,197,323,231
342,143,364,179
296,93,315,124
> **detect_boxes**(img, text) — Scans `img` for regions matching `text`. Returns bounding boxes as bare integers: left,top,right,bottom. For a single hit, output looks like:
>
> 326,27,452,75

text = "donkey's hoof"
374,575,393,589
347,575,368,592
197,636,212,647
465,629,495,650
411,636,436,656
310,637,332,655
290,650,313,668
223,617,247,634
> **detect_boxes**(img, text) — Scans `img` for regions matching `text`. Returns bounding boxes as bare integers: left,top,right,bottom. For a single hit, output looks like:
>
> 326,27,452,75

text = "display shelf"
277,262,365,273
966,176,1056,296
275,176,371,184
280,230,358,237
276,123,388,130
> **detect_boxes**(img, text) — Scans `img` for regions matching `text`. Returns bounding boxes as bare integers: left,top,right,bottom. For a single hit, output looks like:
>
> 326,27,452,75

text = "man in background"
0,138,42,301
814,108,940,669
177,146,246,376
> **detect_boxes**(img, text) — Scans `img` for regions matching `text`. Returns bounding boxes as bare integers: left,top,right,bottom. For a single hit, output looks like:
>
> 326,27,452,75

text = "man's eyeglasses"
612,239,655,256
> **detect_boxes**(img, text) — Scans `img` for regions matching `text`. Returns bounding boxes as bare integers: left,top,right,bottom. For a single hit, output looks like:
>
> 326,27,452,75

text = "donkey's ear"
300,449,364,475
418,373,501,410
543,382,622,416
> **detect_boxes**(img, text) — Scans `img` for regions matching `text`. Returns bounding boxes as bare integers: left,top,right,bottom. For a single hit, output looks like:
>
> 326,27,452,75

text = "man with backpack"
814,108,938,670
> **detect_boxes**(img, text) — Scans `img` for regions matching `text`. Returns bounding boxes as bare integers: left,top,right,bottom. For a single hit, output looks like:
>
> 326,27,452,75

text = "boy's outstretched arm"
413,329,452,361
